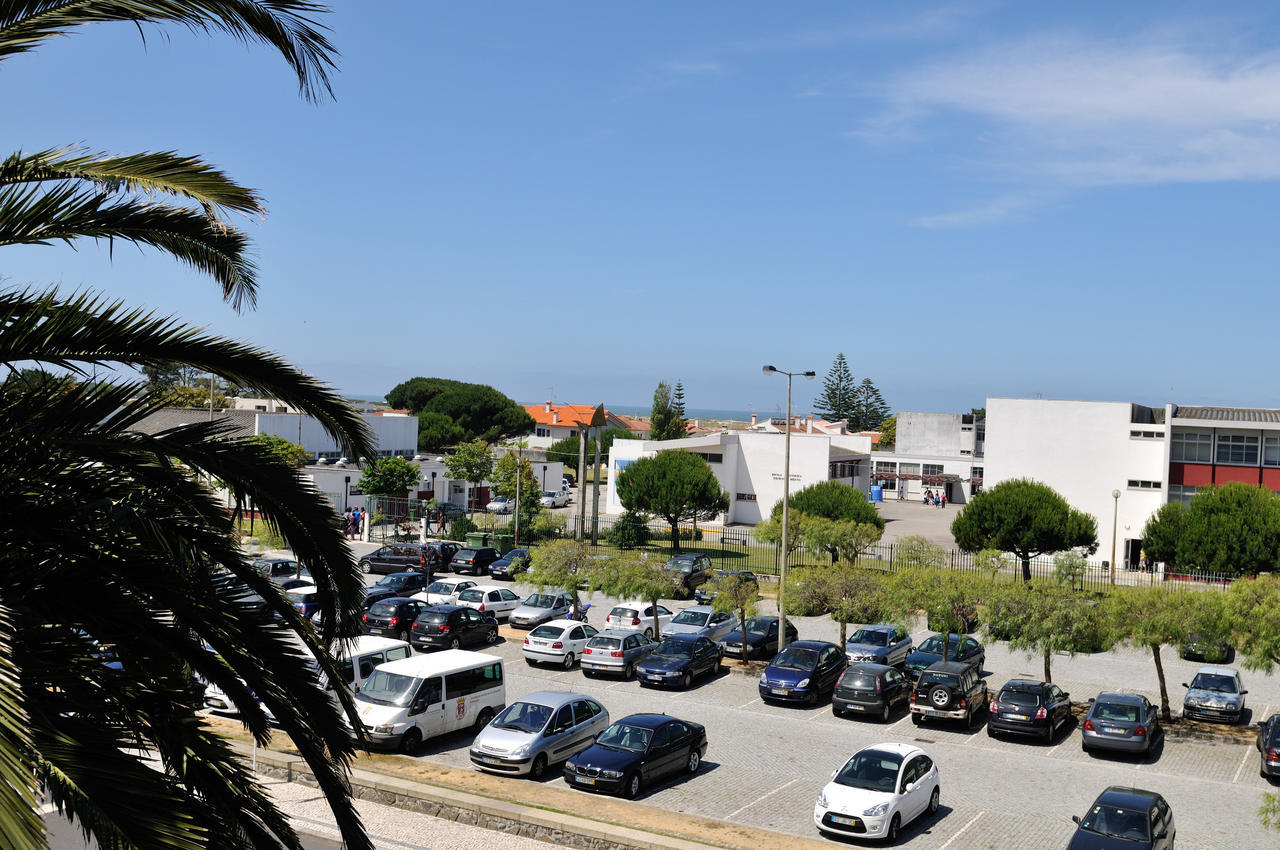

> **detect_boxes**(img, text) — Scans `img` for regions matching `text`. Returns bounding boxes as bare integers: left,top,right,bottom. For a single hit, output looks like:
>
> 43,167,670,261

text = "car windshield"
491,701,552,734
523,594,558,608
999,690,1041,708
1078,804,1150,841
652,639,694,659
457,590,482,603
671,610,709,627
849,629,890,647
455,550,478,560
917,635,960,654
1190,673,1239,693
542,491,557,498
588,637,620,650
596,723,652,753
744,618,772,636
918,671,961,688
772,647,818,671
1093,702,1140,723
426,582,454,594
834,749,902,792
377,576,408,588
610,608,638,620
419,612,447,625
368,602,399,617
530,625,566,640
358,670,417,707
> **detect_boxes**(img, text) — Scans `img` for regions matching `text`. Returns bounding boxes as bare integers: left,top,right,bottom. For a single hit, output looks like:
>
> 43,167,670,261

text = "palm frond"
0,606,43,850
0,1,338,102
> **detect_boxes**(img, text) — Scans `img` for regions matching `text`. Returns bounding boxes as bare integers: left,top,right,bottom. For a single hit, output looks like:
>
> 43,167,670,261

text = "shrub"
606,511,651,550
526,510,567,542
451,516,478,538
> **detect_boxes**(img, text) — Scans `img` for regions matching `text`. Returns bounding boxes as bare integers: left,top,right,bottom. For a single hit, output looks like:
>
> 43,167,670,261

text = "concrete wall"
256,412,417,459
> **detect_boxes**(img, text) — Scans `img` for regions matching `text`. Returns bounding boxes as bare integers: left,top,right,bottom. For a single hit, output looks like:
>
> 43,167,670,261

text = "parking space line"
1233,744,1254,784
937,810,984,850
738,698,760,709
725,778,798,821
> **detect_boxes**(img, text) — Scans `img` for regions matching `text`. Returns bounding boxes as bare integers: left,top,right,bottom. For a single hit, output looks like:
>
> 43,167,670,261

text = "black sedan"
832,663,912,722
903,633,984,679
722,617,799,661
1067,786,1175,849
488,548,531,580
989,679,1072,743
635,634,722,689
563,713,707,799
758,640,847,706
361,597,428,642
410,604,498,651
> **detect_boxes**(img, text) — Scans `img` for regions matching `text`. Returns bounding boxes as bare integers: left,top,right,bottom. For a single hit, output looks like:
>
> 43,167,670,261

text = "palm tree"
0,4,378,849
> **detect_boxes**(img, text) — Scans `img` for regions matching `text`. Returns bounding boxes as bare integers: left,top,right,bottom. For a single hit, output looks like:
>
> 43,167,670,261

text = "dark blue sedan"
635,634,722,689
489,548,531,580
903,633,985,679
758,640,848,705
563,713,708,799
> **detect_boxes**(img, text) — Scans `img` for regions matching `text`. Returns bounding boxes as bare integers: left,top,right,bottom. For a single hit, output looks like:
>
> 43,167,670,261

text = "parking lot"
370,565,1278,849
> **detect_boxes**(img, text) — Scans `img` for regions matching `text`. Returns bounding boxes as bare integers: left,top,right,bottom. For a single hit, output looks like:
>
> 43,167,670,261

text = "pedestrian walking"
923,489,930,506
342,508,353,539
940,491,947,508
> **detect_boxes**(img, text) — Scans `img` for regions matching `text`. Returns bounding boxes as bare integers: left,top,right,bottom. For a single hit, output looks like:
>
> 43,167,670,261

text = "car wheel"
687,749,701,774
474,707,495,733
530,753,548,780
562,652,575,670
623,772,641,799
928,787,940,816
1043,723,1054,745
359,561,372,574
832,705,844,719
965,707,976,730
399,727,422,755
680,672,691,689
485,628,498,645
886,813,900,842
804,689,818,707
446,636,460,650
880,703,891,723
911,713,923,726
623,662,634,680
987,725,997,738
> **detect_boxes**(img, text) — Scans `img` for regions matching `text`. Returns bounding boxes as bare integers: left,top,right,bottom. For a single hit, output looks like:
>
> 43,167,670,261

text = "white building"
869,411,984,505
520,401,640,449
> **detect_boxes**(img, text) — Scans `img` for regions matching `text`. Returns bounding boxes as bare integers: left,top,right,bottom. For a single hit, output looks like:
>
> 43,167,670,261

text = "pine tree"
672,380,688,435
649,381,684,441
814,353,857,424
851,378,891,431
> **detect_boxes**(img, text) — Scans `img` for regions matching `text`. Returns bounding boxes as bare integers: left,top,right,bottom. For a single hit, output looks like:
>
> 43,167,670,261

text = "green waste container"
465,531,489,548
493,532,515,555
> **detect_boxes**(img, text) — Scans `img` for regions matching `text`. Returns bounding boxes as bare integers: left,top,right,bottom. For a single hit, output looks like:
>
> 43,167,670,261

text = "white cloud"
912,192,1047,228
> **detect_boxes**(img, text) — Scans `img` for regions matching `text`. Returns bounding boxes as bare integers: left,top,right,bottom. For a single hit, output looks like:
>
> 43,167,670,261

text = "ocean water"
607,405,772,422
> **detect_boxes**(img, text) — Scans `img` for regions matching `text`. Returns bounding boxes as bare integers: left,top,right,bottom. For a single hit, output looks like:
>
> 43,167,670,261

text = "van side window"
385,646,411,662
444,662,503,699
337,659,355,685
418,677,441,704
358,656,377,680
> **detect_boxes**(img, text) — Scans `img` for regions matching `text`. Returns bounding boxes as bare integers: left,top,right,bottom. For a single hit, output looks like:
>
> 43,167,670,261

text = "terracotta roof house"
522,401,635,449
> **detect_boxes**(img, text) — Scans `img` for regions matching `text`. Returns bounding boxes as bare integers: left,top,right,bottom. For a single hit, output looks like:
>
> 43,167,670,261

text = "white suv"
605,601,675,639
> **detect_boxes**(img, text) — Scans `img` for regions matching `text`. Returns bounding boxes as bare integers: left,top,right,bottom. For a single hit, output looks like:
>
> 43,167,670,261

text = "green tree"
386,377,534,444
780,479,886,555
797,563,894,645
605,510,651,550
814,352,857,424
672,380,687,421
1141,501,1186,568
545,427,636,470
416,411,465,451
754,509,818,565
615,451,728,553
648,381,685,441
1053,549,1088,592
850,377,891,431
1115,588,1224,720
588,551,681,640
490,452,540,517
160,382,231,409
1225,573,1280,673
803,517,884,567
444,438,494,517
248,434,311,468
885,559,983,661
990,582,1099,684
1161,483,1280,576
358,456,420,497
524,539,596,612
951,478,1098,582
707,572,759,667
876,415,897,446
386,376,466,412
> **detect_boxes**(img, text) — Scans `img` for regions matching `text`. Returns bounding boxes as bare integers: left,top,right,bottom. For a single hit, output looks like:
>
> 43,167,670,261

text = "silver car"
1082,692,1161,756
469,690,609,779
509,590,572,630
1182,665,1247,724
581,629,657,679
664,605,735,643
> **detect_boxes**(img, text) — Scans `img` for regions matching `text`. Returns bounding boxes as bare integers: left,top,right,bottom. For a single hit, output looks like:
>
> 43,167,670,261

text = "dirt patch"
1065,702,1256,744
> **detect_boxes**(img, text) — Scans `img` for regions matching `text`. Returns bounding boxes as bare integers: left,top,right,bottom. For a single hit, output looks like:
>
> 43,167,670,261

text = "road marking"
738,698,761,709
937,810,984,850
725,778,798,821
1233,743,1254,784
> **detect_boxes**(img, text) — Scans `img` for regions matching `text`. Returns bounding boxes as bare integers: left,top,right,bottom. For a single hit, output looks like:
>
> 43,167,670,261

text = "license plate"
206,698,227,709
645,675,663,682
534,640,548,646
846,703,864,711
1008,713,1028,721
831,815,855,825
481,756,502,765
925,709,945,717
771,688,788,695
575,776,596,785
1105,726,1124,734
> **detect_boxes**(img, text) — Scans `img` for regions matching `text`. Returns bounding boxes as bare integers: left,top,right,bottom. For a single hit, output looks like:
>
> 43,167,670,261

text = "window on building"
1129,430,1162,439
1127,480,1161,490
1168,485,1200,505
922,464,943,477
1170,430,1212,463
1265,436,1280,467
688,452,723,464
874,461,896,491
535,427,550,438
569,430,577,438
1216,433,1259,465
735,492,756,501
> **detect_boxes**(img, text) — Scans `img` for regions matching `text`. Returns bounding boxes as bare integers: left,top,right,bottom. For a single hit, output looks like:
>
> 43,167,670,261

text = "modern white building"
869,411,984,505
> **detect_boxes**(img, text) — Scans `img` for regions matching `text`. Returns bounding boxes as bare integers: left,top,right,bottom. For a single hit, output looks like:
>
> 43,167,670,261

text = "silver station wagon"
470,690,609,779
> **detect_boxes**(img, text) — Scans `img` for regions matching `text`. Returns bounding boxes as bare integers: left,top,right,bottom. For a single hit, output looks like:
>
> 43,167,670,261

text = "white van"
351,649,505,753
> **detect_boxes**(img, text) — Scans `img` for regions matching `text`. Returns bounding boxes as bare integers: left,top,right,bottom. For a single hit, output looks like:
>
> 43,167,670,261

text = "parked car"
485,496,512,513
813,742,940,843
373,571,431,597
910,660,989,729
285,585,323,621
509,591,573,629
357,543,432,575
522,620,599,668
605,601,675,639
903,633,984,679
1181,635,1232,663
413,578,477,606
456,585,522,621
722,616,798,661
988,679,1072,743
563,713,707,799
361,597,430,642
409,604,498,651
635,634,722,689
1082,692,1161,756
362,584,401,611
539,489,570,508
1182,665,1247,724
450,546,500,576
252,557,308,585
694,569,757,605
832,663,912,723
759,640,848,706
581,629,656,679
1067,786,1175,849
1257,713,1280,779
423,541,462,572
661,553,712,598
488,547,531,580
844,624,913,667
664,605,736,642
470,691,609,779
277,577,315,592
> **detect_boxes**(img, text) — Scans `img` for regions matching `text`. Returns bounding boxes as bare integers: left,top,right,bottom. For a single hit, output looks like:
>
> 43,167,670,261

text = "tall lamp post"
1110,488,1121,586
763,364,815,652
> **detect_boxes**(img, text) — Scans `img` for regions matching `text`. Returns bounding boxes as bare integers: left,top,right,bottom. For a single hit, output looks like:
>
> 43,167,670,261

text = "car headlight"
373,724,398,735
565,761,577,771
600,769,624,779
759,673,769,683
863,802,890,818
510,743,530,757
817,791,828,808
797,678,811,689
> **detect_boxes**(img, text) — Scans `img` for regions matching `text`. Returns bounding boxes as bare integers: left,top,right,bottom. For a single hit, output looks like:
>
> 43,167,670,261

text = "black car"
450,546,500,576
759,640,847,706
410,604,498,651
563,713,708,799
832,663,912,722
1067,786,1175,849
489,548,531,580
694,570,758,605
661,553,712,598
357,543,432,575
635,634,723,689
1257,713,1280,779
988,679,1072,743
722,617,799,661
1181,634,1232,663
252,557,308,585
910,660,989,729
423,541,462,571
361,597,429,642
361,584,399,611
373,571,431,596
903,633,985,679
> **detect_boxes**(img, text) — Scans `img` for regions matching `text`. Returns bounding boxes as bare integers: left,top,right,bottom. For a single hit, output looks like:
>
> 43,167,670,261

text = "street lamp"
1110,489,1121,586
763,364,816,652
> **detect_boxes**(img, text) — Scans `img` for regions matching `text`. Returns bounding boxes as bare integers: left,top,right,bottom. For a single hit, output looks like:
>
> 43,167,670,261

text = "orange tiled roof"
617,415,649,432
523,403,609,427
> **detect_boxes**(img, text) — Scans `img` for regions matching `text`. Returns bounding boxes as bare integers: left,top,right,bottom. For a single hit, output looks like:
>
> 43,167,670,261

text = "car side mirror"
1155,829,1168,839
830,768,839,780
1181,683,1189,689
1061,693,1069,701
408,699,426,716
1242,689,1249,695
904,781,916,793
1071,815,1081,826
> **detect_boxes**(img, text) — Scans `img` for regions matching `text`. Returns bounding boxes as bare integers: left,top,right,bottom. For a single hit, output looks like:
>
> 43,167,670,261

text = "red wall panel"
1214,465,1260,486
1262,468,1280,491
1170,463,1213,486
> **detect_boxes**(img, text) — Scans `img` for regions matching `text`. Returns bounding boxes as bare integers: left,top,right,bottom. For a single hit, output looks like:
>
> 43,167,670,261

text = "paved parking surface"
381,573,1279,849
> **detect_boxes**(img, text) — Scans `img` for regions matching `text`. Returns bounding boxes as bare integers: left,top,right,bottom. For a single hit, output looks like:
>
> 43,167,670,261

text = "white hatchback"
456,584,522,621
522,620,599,669
814,742,940,843
413,578,477,606
605,601,675,639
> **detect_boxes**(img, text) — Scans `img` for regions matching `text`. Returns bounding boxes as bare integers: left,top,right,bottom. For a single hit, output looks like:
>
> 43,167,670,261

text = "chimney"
544,400,552,412
750,413,758,426
806,415,813,433
552,411,559,424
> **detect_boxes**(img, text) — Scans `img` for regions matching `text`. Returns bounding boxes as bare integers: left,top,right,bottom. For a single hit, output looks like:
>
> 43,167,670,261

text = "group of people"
342,507,366,540
923,488,947,508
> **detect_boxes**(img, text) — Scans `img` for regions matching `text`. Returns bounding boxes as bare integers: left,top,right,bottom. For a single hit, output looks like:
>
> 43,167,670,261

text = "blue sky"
5,1,1280,418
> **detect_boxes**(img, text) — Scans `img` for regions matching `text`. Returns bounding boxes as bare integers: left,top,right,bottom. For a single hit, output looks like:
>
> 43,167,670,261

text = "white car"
539,489,570,508
456,584,522,621
605,601,675,639
814,743,940,843
521,620,599,669
486,496,512,513
413,578,478,606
